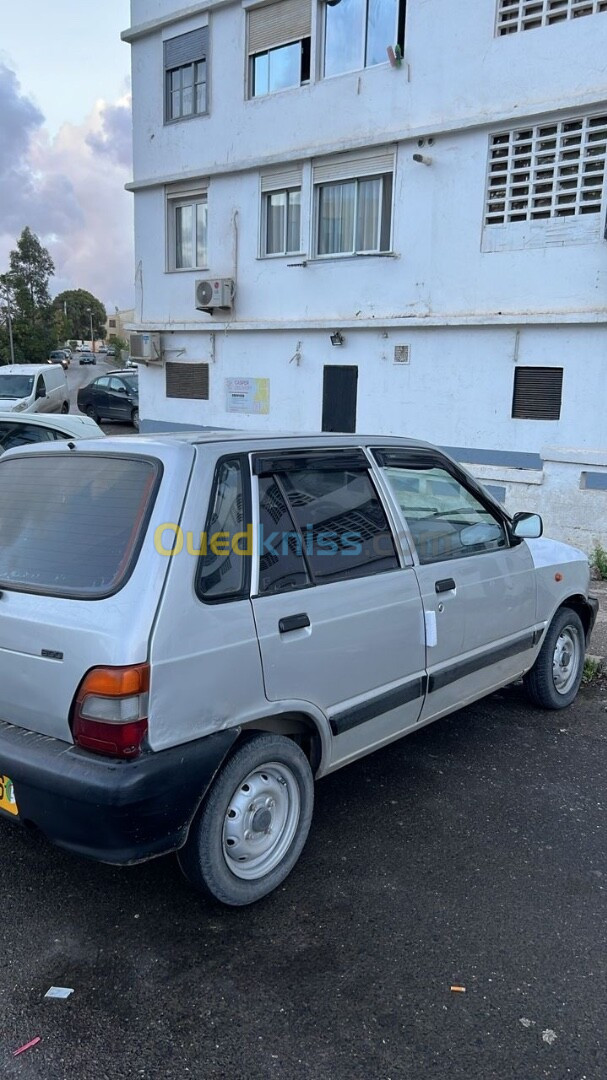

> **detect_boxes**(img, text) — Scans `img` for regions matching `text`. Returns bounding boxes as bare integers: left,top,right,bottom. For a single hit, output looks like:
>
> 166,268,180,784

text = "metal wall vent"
393,345,411,365
166,362,210,400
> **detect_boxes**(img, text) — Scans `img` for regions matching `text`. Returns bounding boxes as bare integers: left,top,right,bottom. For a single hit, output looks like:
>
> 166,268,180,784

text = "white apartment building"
123,0,607,549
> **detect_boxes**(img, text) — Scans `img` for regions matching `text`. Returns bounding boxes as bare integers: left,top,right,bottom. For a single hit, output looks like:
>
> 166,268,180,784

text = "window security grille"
497,0,607,35
485,114,607,225
166,362,209,400
512,367,563,420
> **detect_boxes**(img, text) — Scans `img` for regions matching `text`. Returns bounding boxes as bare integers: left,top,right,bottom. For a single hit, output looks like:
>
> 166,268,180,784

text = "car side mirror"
35,386,45,400
117,386,127,394
511,512,543,539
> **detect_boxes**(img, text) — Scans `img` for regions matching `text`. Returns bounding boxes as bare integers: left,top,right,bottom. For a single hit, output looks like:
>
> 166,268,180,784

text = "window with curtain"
263,188,302,255
316,173,393,255
167,190,208,270
323,0,405,78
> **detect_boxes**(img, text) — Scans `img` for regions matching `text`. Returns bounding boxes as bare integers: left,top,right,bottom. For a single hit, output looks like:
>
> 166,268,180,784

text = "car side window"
35,376,46,399
381,463,507,564
256,463,399,592
257,476,311,595
96,377,110,389
0,422,55,451
109,377,125,391
196,457,250,602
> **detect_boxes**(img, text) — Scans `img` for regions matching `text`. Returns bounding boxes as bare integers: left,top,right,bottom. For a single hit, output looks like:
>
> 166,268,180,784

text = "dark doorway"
321,365,358,433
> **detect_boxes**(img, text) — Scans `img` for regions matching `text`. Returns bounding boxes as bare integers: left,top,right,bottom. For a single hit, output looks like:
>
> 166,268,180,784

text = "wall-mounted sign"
225,377,270,414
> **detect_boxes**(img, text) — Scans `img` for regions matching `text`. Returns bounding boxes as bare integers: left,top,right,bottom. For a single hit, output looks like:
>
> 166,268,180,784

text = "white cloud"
0,62,134,311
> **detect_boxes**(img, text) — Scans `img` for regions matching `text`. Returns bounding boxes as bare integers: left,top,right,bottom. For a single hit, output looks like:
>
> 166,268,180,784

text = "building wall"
126,0,607,549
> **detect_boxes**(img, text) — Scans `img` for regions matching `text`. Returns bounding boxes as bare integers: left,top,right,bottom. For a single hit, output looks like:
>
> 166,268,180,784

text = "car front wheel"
524,607,585,709
131,408,139,431
177,733,314,906
85,404,99,422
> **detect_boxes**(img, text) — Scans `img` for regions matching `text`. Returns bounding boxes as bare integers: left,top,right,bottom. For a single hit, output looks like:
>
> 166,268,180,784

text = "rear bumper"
0,720,239,864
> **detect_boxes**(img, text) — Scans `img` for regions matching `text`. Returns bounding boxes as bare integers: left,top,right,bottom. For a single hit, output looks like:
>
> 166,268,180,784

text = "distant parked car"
0,411,104,454
77,370,139,429
106,346,116,357
79,353,96,366
98,345,108,354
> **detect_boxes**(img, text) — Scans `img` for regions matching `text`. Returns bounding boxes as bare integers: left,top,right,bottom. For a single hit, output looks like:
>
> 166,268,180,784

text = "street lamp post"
87,308,95,353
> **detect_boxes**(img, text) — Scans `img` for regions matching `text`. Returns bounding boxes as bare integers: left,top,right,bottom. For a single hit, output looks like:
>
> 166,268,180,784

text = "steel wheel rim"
222,761,301,881
552,625,582,695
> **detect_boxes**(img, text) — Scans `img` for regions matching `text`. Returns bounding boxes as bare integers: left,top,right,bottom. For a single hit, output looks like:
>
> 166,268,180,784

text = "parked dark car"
78,353,96,366
77,371,139,429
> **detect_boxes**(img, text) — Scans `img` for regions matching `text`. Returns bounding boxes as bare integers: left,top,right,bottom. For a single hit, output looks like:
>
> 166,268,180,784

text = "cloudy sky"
0,1,134,312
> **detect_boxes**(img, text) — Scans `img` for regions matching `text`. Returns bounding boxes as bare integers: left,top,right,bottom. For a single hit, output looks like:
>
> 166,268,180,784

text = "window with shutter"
166,182,209,271
512,367,563,420
247,0,311,97
164,27,208,122
260,166,303,256
313,148,395,256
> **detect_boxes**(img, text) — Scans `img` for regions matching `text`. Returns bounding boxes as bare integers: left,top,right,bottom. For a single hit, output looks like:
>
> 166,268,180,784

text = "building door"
322,365,358,433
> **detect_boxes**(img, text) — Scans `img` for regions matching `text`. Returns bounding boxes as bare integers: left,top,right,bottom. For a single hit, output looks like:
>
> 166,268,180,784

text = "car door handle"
278,613,310,634
435,578,456,593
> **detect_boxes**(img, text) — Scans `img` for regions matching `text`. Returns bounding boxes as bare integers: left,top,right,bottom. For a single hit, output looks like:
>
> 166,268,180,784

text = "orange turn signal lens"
78,663,150,698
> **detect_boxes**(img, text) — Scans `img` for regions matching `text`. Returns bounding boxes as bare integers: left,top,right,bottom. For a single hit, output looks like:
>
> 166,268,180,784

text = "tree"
2,229,56,363
52,289,107,343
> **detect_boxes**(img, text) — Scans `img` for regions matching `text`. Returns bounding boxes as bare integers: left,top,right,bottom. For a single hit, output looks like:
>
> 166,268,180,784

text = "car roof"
44,430,435,453
0,411,103,437
1,364,62,374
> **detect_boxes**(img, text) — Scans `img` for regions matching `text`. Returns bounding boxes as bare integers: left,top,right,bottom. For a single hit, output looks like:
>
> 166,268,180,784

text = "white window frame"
164,27,209,124
259,166,304,257
320,0,404,79
166,183,209,272
312,148,395,259
484,113,607,227
247,0,312,99
496,0,607,35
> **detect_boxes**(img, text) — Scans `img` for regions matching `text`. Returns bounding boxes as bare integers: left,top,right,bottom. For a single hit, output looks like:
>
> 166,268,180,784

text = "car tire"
61,402,69,414
85,405,99,422
131,408,140,431
177,734,314,906
524,607,585,710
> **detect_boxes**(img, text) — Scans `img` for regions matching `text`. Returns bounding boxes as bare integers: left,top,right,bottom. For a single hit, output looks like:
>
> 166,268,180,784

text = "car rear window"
0,454,160,598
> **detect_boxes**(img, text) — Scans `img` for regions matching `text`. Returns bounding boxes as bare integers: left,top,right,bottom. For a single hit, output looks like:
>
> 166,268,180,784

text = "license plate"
0,775,18,817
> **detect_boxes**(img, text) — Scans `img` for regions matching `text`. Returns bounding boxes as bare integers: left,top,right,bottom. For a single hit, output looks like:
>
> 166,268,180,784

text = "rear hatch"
0,445,183,741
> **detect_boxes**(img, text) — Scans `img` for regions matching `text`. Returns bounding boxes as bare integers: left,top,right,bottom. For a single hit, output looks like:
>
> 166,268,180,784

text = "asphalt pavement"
1,670,606,1079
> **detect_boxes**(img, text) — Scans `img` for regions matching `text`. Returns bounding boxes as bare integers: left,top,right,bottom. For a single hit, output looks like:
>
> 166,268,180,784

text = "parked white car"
0,432,598,906
0,411,104,454
0,364,69,415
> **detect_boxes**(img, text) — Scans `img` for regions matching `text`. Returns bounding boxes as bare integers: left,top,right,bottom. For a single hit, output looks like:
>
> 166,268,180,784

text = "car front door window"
381,464,507,564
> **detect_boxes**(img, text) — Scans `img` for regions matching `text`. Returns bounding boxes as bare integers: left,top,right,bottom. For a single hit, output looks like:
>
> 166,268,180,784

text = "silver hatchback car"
0,433,598,905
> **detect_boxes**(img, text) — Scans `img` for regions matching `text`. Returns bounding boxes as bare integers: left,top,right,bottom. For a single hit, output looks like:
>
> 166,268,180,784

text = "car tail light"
71,664,150,759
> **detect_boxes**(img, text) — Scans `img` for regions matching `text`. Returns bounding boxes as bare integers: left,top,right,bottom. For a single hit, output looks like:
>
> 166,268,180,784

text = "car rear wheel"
85,404,99,422
524,607,585,709
131,408,139,431
177,733,314,906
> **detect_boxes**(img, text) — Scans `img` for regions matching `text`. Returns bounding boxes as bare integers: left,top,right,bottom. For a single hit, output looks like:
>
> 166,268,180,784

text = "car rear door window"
279,466,399,584
257,476,311,595
255,458,399,592
0,454,160,598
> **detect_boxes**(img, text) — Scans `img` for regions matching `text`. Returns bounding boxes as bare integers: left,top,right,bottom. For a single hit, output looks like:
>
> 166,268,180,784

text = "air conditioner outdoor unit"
129,332,162,363
195,278,234,312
